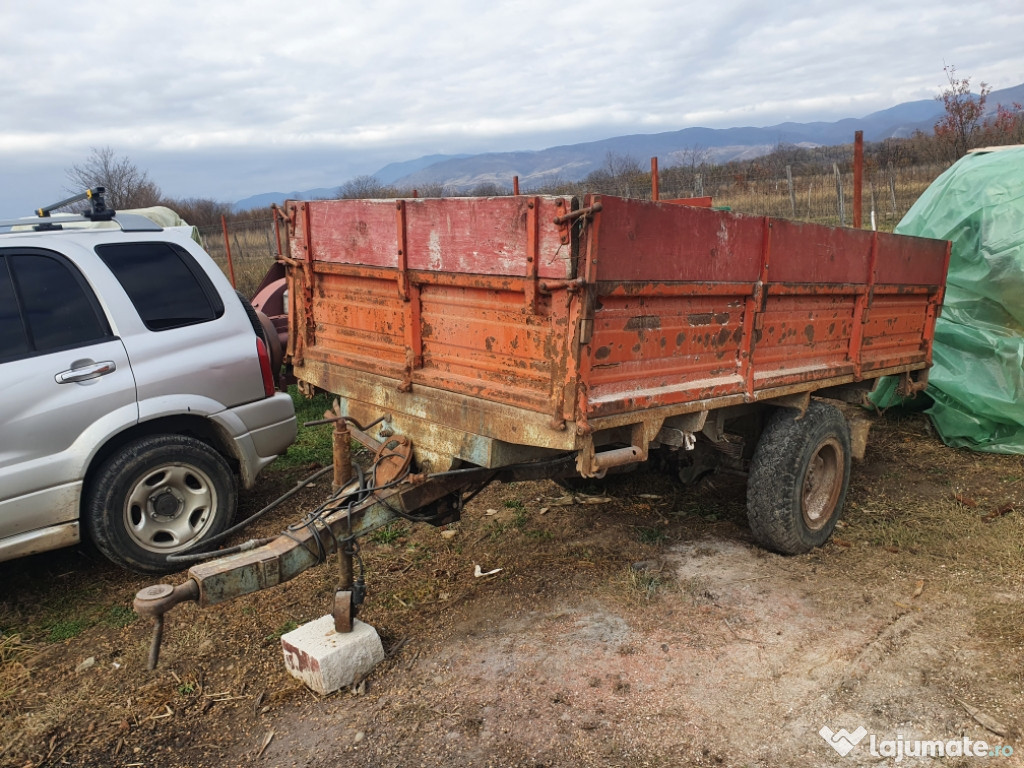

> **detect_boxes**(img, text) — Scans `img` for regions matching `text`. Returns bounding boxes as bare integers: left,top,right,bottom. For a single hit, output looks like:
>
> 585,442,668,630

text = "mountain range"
233,82,1024,211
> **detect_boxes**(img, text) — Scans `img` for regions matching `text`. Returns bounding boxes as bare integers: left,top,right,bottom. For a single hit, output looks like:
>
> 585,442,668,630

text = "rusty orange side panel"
578,196,948,419
287,197,580,467
286,194,949,468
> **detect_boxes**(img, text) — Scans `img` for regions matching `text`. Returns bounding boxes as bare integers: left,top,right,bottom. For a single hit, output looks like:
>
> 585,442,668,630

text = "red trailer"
282,193,948,553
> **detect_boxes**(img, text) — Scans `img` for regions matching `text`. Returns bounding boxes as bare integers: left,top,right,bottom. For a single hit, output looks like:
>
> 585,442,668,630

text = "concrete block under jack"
281,616,385,695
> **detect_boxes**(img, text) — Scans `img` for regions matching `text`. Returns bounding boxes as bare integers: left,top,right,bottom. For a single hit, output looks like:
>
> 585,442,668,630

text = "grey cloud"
1,0,1022,216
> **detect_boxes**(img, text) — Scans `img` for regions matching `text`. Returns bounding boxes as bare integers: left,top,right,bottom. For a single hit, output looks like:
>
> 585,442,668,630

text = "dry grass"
2,411,1024,765
824,412,1024,664
0,633,36,717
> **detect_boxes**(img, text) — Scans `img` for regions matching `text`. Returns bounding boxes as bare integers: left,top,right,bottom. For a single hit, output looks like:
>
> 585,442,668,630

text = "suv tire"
85,435,237,573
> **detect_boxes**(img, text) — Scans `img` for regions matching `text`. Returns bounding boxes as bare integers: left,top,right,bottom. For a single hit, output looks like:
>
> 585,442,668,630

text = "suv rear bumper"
216,392,298,488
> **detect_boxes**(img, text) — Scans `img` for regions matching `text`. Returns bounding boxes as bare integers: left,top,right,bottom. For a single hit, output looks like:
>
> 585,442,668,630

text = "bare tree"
584,152,647,197
677,144,710,170
65,146,162,209
468,182,509,197
337,175,395,199
413,182,449,198
170,197,234,227
934,65,990,160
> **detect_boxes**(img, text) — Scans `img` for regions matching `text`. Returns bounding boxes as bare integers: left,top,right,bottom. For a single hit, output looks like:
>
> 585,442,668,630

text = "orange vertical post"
853,131,864,229
271,204,283,258
651,157,659,201
220,215,236,288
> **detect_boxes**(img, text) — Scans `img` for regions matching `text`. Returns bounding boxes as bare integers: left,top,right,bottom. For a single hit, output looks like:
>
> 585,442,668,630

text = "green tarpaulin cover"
872,146,1024,452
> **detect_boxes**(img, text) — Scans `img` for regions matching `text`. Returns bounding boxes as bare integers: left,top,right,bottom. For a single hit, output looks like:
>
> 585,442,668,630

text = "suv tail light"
256,337,276,397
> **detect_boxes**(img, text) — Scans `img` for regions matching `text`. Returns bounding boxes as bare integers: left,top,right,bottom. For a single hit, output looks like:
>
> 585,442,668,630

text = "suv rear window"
96,242,225,331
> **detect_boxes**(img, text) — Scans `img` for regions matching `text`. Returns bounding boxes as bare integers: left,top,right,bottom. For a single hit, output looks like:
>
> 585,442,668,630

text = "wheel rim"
123,462,219,553
801,437,844,531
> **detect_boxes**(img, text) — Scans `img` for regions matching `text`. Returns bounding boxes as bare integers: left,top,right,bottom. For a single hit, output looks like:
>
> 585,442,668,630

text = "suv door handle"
55,361,117,384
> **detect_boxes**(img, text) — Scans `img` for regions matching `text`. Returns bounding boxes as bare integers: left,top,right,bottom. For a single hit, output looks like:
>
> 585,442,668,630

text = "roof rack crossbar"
36,187,115,221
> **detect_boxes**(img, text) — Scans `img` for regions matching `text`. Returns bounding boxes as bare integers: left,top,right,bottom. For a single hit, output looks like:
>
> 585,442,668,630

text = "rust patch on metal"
624,315,661,331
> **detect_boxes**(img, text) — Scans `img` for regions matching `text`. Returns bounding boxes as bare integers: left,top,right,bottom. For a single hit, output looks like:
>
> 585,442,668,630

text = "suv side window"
0,250,111,362
96,242,225,331
0,258,30,360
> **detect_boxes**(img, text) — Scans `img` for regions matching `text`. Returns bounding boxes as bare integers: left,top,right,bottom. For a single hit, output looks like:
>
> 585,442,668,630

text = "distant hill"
233,186,340,212
232,82,1024,207
372,154,472,184
232,156,471,211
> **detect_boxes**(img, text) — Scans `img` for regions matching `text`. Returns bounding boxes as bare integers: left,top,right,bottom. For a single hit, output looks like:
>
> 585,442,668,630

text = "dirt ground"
2,410,1023,767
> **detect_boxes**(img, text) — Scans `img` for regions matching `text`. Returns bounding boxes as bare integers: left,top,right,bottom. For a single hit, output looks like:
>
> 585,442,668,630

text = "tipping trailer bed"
282,194,949,477
130,194,952,660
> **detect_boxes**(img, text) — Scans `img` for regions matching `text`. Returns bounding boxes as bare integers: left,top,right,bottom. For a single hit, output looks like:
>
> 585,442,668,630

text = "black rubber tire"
85,435,237,574
746,401,851,555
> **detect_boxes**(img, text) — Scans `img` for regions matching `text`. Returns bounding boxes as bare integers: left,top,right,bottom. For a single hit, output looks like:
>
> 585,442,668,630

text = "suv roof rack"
39,186,115,220
0,187,163,234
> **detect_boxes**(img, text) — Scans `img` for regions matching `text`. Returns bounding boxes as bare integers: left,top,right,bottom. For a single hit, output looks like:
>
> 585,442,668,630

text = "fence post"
786,165,796,216
271,204,283,258
869,182,877,231
263,227,274,259
833,163,845,226
853,130,863,228
220,215,236,288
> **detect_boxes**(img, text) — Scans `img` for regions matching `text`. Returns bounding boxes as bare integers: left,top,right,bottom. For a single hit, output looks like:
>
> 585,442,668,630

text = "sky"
2,0,1024,217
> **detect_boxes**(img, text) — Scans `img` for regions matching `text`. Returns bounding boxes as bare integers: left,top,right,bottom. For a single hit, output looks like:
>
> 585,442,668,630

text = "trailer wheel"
746,401,851,555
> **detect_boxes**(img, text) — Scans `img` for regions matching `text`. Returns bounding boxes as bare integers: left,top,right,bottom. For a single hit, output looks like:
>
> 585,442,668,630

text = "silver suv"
0,192,297,573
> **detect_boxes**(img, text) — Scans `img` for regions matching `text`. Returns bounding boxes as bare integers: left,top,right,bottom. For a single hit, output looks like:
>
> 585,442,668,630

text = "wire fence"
547,161,949,232
676,162,948,231
197,219,280,298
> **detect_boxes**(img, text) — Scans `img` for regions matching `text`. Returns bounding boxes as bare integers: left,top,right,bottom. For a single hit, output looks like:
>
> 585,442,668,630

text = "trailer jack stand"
332,540,366,633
